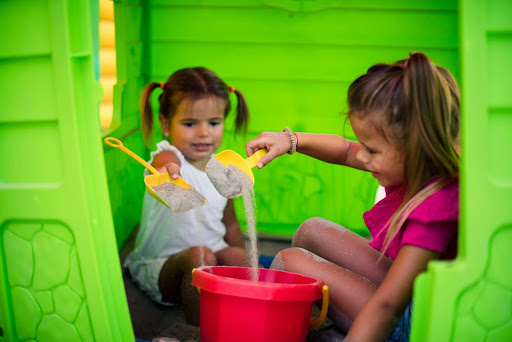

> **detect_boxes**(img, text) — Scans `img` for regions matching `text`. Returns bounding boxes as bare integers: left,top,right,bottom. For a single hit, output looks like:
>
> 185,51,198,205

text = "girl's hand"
246,131,291,168
158,162,180,179
153,151,182,179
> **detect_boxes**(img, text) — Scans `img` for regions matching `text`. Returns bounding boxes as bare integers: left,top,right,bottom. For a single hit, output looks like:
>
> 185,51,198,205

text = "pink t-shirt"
363,179,459,260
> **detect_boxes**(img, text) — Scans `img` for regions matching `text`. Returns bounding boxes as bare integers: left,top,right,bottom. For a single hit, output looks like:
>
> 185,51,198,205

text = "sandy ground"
122,235,346,342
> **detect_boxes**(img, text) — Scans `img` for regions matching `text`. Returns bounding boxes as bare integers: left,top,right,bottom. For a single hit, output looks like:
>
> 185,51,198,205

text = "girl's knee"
271,247,308,271
270,248,290,270
293,217,334,248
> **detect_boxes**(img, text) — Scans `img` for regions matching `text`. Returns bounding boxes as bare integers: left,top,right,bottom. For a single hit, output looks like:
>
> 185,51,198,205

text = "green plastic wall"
109,0,460,240
2,0,510,341
0,1,133,341
411,0,512,340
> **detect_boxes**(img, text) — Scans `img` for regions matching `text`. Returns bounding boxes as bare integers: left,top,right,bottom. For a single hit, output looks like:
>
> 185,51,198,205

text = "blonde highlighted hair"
347,52,460,254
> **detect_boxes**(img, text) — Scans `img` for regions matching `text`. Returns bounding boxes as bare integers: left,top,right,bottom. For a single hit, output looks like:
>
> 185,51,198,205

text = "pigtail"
140,82,161,146
403,52,459,185
379,52,460,256
232,88,249,135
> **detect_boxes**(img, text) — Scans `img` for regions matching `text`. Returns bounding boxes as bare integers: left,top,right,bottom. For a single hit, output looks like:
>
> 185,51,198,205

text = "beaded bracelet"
282,126,297,155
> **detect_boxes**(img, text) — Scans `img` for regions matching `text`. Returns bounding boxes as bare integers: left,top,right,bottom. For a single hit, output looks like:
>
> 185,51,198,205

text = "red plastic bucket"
192,266,328,342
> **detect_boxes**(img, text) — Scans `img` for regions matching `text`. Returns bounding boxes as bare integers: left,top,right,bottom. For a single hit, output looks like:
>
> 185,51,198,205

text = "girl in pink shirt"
246,52,460,341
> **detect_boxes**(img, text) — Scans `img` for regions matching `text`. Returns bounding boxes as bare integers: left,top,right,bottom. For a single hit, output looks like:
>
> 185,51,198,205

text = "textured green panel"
11,287,41,339
452,316,487,341
54,285,83,322
32,229,71,290
410,0,512,340
37,315,81,342
488,323,512,342
487,228,512,288
450,227,512,340
3,222,93,341
35,291,53,314
472,282,511,328
0,0,134,340
4,230,33,287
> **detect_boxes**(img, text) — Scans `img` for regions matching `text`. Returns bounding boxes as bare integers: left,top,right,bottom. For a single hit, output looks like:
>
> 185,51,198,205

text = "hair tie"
160,82,165,90
229,86,235,93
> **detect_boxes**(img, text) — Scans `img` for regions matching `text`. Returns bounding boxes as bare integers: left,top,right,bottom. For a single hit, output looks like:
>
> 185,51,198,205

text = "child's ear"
158,114,170,137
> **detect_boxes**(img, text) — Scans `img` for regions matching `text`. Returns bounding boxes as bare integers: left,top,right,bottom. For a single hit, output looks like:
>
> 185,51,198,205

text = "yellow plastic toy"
104,137,206,211
214,148,268,184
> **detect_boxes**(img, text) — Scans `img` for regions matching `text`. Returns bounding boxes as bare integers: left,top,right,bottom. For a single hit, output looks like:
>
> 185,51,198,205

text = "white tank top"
125,140,229,262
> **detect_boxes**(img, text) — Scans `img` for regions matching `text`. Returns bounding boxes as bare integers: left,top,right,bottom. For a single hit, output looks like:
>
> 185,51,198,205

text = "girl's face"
350,115,405,187
160,95,226,170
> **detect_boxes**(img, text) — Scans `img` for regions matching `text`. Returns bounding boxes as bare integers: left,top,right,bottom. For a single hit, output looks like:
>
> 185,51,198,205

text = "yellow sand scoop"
214,148,268,184
104,137,206,212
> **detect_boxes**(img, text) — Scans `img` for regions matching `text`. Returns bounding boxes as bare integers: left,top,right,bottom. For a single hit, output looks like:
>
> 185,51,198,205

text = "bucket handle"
309,285,329,331
192,268,200,293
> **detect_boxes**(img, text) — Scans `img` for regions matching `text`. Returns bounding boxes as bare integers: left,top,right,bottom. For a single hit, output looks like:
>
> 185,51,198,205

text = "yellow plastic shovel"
214,148,268,184
104,137,206,211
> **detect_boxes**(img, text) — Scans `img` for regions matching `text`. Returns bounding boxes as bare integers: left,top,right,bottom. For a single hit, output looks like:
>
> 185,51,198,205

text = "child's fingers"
246,132,290,168
256,151,279,168
246,136,268,157
158,163,180,179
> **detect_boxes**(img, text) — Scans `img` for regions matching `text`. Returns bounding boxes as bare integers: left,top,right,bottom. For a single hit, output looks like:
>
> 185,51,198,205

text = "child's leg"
271,217,393,330
159,246,216,326
292,217,392,284
271,247,377,327
215,246,250,266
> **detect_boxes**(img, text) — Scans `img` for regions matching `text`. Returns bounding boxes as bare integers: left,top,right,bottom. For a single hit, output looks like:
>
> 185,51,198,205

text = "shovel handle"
245,148,268,169
104,137,160,175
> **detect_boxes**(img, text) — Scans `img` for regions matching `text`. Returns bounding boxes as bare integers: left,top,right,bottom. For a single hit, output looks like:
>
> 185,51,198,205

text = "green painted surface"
4,0,509,340
0,0,133,340
112,0,459,238
411,0,512,340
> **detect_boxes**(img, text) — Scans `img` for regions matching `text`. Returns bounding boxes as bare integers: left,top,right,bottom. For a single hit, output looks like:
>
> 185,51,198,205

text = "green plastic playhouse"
0,0,511,341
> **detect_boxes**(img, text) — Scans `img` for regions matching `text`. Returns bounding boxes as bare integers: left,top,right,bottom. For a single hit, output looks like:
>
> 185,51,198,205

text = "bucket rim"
192,266,324,301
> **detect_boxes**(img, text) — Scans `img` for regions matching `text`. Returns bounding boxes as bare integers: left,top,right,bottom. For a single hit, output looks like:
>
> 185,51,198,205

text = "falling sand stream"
206,157,259,281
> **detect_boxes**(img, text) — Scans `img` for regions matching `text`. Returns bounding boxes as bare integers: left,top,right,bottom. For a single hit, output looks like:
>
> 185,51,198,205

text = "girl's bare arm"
246,131,367,171
295,133,366,170
345,245,439,341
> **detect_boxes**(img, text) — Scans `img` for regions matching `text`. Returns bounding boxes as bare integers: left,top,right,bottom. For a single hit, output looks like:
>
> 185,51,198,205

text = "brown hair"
140,67,249,145
346,52,460,253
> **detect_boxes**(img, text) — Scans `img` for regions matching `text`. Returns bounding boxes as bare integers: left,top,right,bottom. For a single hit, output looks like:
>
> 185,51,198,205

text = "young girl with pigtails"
124,67,251,325
246,52,460,341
